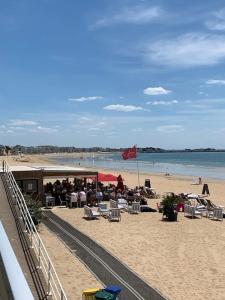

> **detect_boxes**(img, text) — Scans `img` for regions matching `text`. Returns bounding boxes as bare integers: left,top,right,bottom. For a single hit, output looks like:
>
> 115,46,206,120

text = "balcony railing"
2,161,67,300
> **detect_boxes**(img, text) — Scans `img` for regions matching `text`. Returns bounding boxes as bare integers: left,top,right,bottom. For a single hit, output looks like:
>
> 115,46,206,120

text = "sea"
50,152,225,180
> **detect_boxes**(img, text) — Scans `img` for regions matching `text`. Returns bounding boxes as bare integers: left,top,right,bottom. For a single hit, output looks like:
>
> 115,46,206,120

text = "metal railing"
0,221,35,300
2,161,68,300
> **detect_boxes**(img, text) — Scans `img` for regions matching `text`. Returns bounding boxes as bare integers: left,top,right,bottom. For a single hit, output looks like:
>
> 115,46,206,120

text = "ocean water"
50,152,225,180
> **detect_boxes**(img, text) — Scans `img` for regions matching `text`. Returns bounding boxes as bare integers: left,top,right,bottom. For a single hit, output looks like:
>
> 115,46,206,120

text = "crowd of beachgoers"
43,176,157,208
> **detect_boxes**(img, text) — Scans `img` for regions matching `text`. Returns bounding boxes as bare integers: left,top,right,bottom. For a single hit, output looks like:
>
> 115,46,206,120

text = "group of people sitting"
44,179,97,207
43,177,156,208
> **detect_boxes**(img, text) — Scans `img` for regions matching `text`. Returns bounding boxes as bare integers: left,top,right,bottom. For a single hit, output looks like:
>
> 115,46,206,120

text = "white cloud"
103,104,143,112
9,119,38,126
143,86,171,95
145,33,225,67
206,79,225,85
68,96,103,102
132,128,143,132
206,9,225,31
31,126,58,133
147,100,178,105
206,21,225,31
9,126,25,131
96,121,106,126
157,125,184,133
93,5,163,28
88,127,100,131
78,117,91,123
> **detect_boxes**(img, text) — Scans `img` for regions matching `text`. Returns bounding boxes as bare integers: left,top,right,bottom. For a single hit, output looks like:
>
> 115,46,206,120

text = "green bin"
95,290,114,300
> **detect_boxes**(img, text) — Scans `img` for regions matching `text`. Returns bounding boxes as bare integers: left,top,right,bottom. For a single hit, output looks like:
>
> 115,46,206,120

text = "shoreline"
2,154,224,202
46,152,225,181
46,154,224,184
1,153,224,184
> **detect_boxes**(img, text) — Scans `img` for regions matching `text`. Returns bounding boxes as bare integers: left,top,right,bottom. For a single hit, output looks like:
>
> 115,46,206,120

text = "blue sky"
1,0,225,148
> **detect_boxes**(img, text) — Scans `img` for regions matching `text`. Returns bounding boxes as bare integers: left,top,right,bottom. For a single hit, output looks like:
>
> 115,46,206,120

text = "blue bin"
104,285,121,300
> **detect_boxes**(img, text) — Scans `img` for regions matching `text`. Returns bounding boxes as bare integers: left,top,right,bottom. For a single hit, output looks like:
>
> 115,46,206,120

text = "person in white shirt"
79,190,87,207
70,191,78,208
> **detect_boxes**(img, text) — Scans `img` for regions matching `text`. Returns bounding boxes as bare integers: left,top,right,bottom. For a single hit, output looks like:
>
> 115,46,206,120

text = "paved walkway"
43,210,167,300
0,176,46,300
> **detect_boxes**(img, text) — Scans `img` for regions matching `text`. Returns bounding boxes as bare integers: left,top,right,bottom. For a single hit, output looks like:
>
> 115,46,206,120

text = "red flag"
122,145,137,160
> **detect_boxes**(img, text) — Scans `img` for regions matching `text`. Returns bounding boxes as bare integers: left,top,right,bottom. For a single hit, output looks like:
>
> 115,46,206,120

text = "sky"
1,0,225,148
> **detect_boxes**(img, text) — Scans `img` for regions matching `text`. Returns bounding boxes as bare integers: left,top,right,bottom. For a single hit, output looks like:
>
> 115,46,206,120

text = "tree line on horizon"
0,145,223,156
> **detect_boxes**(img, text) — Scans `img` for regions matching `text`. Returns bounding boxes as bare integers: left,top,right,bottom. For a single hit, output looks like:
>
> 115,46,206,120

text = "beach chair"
208,207,223,221
59,195,67,207
128,202,140,214
184,204,202,218
98,203,109,216
108,208,121,222
117,198,128,209
198,197,208,206
110,199,117,209
84,205,100,219
45,195,55,207
206,199,218,209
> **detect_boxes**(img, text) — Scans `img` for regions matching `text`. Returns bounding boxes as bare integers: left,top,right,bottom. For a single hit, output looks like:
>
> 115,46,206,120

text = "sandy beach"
2,153,225,299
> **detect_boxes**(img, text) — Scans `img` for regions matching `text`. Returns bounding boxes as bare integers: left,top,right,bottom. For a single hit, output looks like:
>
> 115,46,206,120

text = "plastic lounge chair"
208,207,223,221
128,202,140,214
98,203,109,216
110,199,117,209
184,204,202,218
108,208,121,222
200,198,208,206
84,205,100,219
117,198,128,210
59,195,67,207
206,199,219,209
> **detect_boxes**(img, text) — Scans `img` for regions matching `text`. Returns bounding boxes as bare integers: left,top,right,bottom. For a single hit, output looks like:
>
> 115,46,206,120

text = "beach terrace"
1,159,225,299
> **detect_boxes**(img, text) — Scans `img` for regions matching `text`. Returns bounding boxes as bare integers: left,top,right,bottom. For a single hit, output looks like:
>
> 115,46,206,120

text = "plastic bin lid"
105,285,122,294
95,290,114,300
82,288,101,295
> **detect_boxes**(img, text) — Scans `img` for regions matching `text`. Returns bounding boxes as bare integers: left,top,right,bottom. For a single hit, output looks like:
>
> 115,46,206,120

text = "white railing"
0,221,35,300
2,161,68,300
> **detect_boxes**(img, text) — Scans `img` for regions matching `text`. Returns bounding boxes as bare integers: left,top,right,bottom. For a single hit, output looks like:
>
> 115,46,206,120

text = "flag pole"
136,145,140,187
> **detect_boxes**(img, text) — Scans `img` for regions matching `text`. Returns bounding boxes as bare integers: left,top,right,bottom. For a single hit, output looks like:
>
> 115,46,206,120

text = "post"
38,238,41,269
136,159,140,188
47,260,51,295
96,174,98,204
136,145,140,187
30,228,33,248
24,212,28,233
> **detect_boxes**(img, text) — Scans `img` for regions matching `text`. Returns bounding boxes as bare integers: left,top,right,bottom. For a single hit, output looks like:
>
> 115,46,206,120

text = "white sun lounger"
127,202,140,214
207,207,223,221
108,208,121,222
84,205,100,219
184,204,202,218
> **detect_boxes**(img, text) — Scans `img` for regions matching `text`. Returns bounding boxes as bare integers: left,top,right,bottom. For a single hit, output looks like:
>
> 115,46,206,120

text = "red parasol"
98,173,118,182
87,173,120,182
